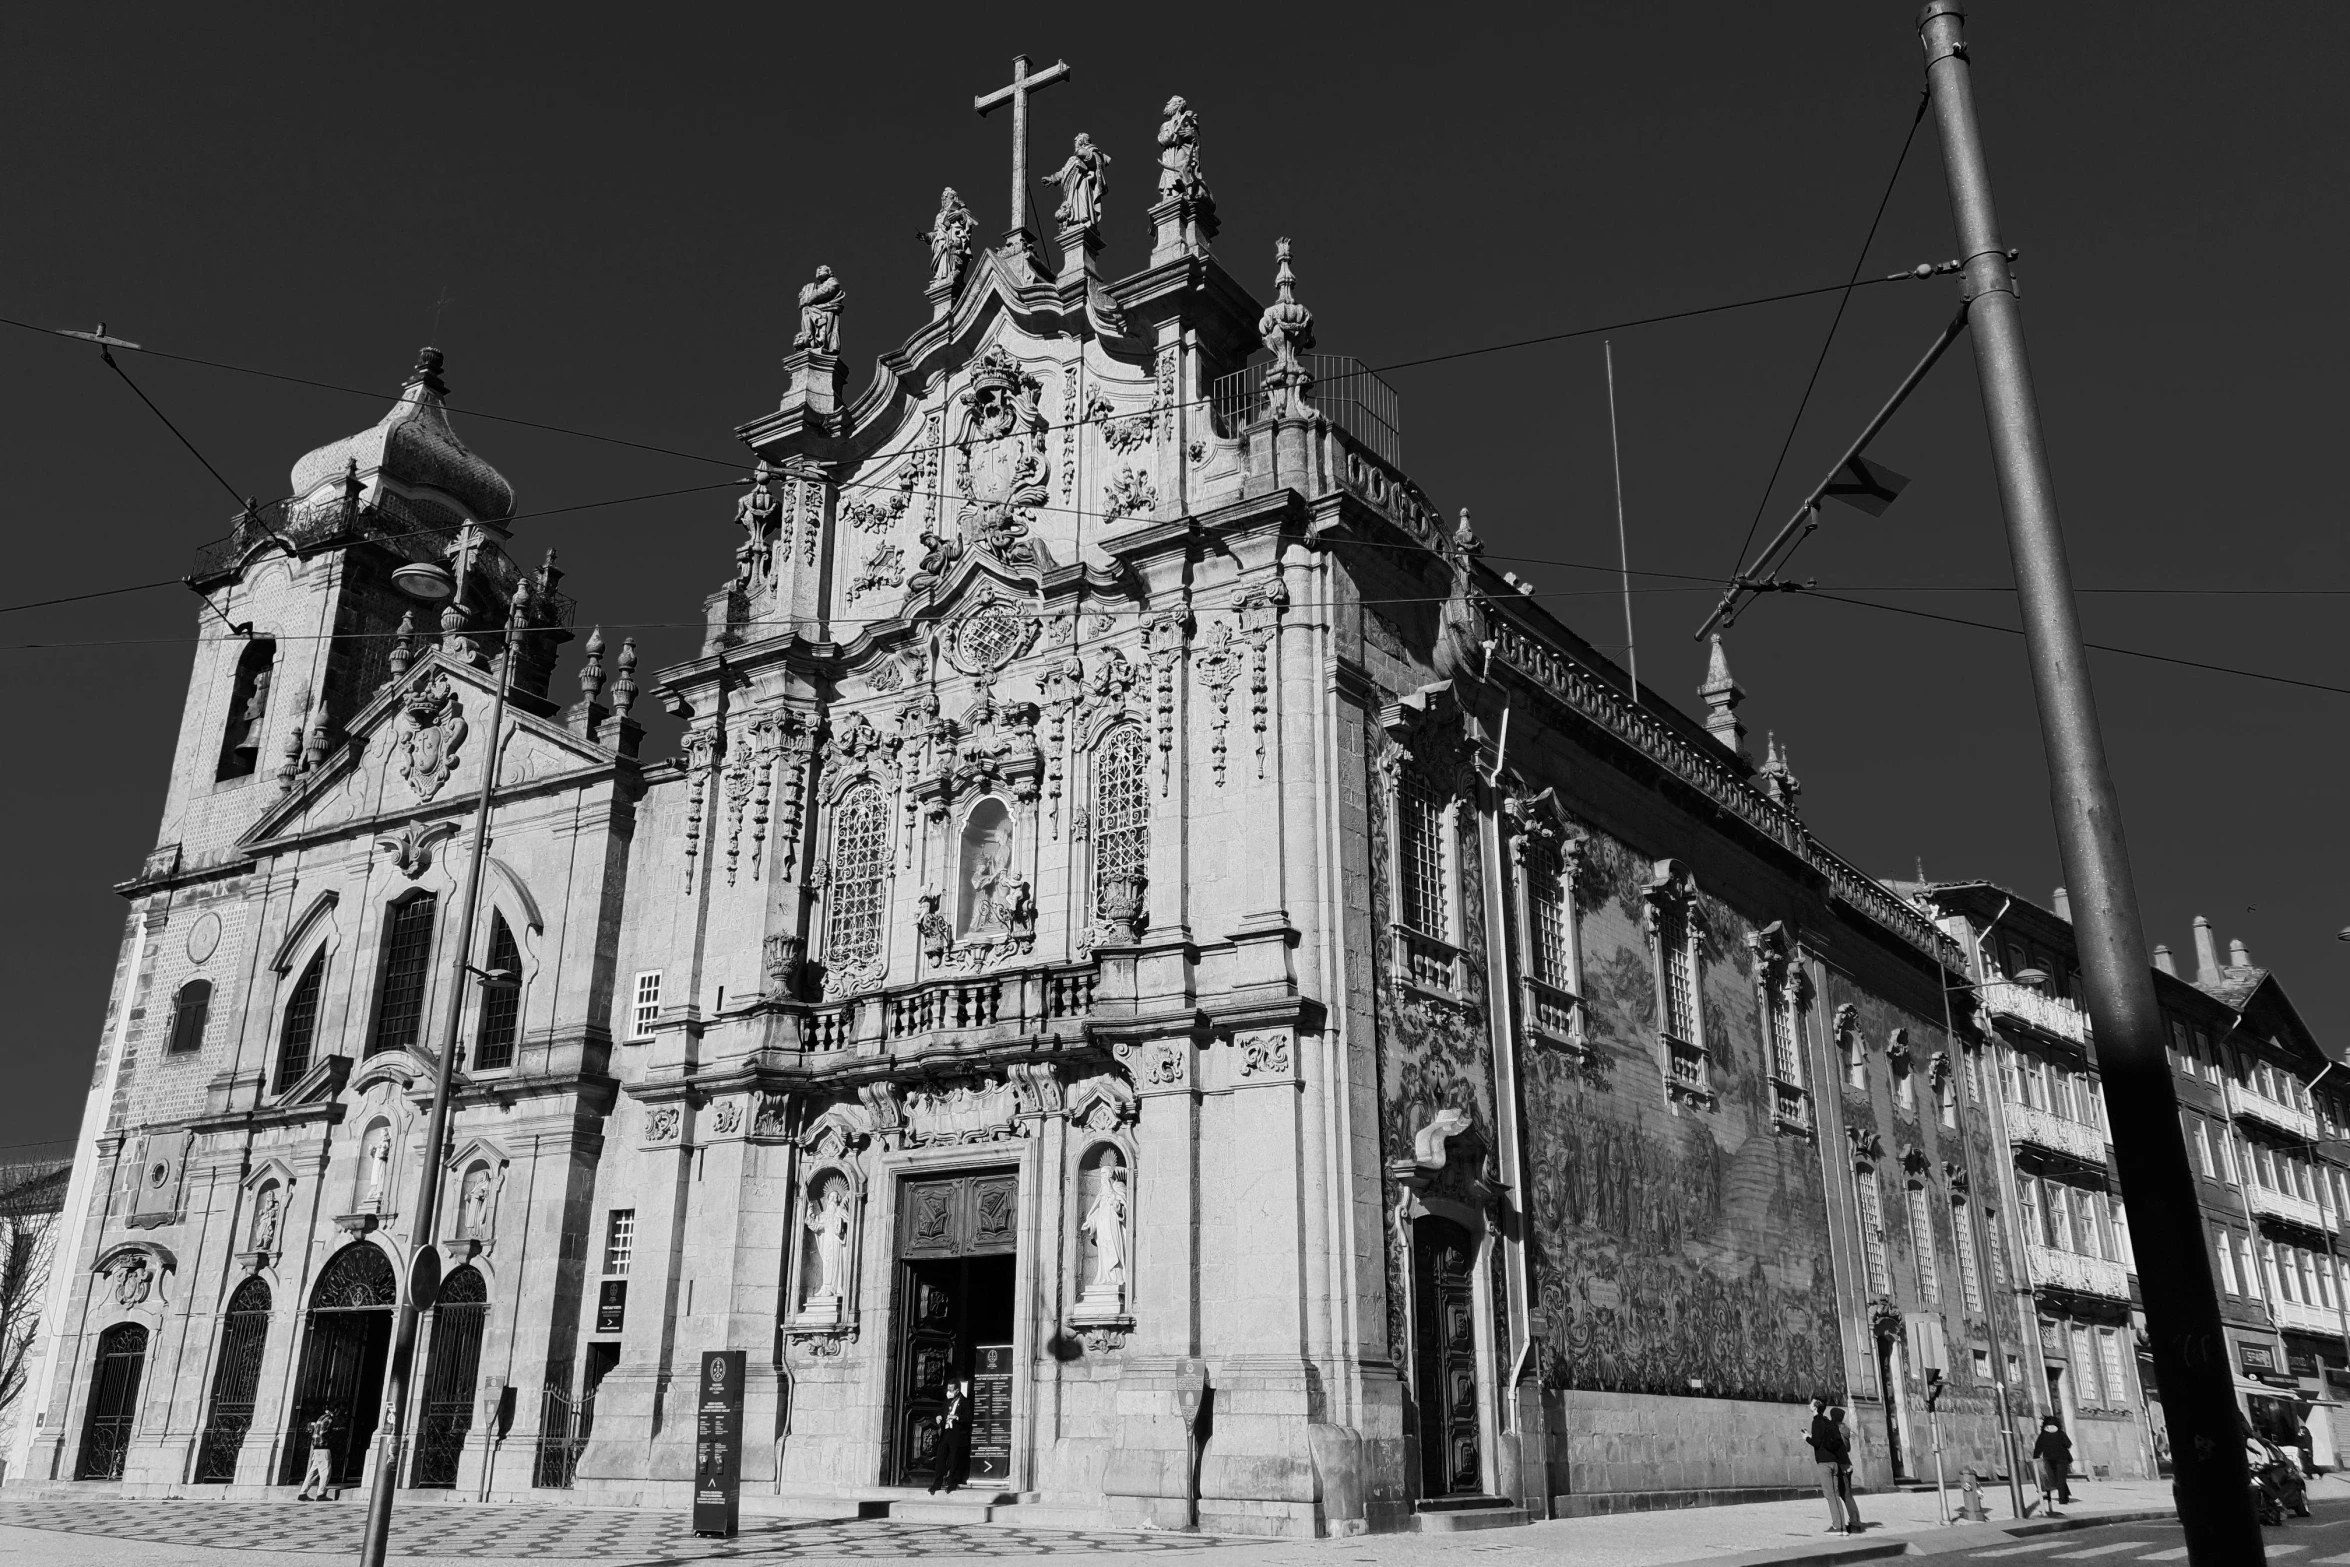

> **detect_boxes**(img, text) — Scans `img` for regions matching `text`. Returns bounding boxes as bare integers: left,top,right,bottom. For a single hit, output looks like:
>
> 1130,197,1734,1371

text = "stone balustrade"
2005,1099,2108,1166
1981,981,2090,1047
2025,1241,2132,1303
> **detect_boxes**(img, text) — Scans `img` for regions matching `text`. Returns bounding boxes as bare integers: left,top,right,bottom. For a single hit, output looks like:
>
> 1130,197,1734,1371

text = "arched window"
369,893,438,1055
823,782,890,964
473,914,521,1071
276,952,325,1090
169,980,213,1055
1091,724,1150,930
217,637,277,780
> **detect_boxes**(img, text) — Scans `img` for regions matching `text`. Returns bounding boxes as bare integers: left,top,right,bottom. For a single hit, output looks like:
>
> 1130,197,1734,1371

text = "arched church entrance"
194,1277,271,1482
885,1169,1018,1488
1410,1214,1482,1498
279,1243,396,1487
74,1322,147,1480
410,1264,488,1488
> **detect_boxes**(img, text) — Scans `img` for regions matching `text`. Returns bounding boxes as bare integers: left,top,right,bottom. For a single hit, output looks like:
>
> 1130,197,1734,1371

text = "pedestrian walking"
2030,1415,2074,1514
294,1408,340,1501
929,1379,971,1495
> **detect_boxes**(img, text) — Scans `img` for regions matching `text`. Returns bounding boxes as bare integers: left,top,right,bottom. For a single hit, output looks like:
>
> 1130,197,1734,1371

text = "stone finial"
2229,937,2253,970
2152,943,2177,976
407,346,449,396
611,637,640,716
1699,634,1748,767
1259,238,1317,416
1757,732,1801,812
578,625,607,704
388,610,417,684
793,266,845,354
1452,509,1483,556
539,546,563,596
2192,915,2221,984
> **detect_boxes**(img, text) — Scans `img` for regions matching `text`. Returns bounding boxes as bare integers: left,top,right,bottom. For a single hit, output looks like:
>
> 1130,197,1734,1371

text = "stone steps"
1411,1494,1531,1532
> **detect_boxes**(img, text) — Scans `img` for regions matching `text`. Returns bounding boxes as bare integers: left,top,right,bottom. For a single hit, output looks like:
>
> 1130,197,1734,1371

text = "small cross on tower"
975,54,1071,252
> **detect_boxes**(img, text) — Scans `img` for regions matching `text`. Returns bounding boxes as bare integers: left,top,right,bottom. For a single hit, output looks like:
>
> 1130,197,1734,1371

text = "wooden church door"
1412,1215,1483,1497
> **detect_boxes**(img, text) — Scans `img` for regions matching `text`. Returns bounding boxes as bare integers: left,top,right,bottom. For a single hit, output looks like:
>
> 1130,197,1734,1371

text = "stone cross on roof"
975,55,1071,246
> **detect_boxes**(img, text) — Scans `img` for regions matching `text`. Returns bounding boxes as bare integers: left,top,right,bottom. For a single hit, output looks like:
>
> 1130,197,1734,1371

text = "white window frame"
628,969,664,1040
604,1208,636,1275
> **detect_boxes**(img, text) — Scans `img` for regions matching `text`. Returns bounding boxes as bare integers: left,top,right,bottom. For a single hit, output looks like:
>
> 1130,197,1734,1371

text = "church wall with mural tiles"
12,76,2022,1534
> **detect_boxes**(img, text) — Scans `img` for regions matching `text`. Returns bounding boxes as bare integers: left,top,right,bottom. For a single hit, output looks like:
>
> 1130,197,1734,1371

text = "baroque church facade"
17,93,2040,1533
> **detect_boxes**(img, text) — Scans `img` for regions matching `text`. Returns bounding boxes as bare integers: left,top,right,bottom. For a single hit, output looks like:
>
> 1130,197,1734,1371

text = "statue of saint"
362,1127,391,1206
794,265,846,354
807,1183,853,1302
921,187,976,290
460,1167,493,1239
1155,96,1206,200
965,839,1007,935
251,1186,282,1252
1081,1165,1127,1294
1042,134,1109,233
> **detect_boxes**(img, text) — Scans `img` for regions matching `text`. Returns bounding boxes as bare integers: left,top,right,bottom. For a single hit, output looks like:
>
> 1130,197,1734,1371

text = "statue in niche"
794,265,846,354
1156,96,1206,200
459,1166,494,1239
1080,1160,1127,1300
251,1185,282,1252
922,187,976,290
360,1126,392,1208
958,801,1015,938
1042,133,1109,233
805,1181,852,1306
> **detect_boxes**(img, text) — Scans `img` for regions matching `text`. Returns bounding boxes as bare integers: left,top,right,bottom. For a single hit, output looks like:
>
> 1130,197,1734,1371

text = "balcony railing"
2005,1100,2108,1166
801,964,1099,1053
2272,1295,2343,1338
1981,981,2090,1047
1209,354,1403,469
2025,1241,2132,1303
2228,1081,2319,1141
2249,1182,2331,1234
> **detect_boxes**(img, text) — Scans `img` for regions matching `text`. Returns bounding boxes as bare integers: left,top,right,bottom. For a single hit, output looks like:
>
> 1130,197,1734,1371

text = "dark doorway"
75,1322,148,1480
886,1169,1017,1488
194,1278,272,1482
1877,1336,1907,1480
410,1264,488,1488
1411,1215,1482,1497
281,1244,396,1487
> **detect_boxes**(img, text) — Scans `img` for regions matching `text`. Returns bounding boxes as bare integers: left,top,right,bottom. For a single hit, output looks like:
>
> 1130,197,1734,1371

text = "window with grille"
1657,902,1695,1042
369,893,438,1055
1768,991,1803,1089
603,1210,635,1275
2071,1324,2101,1403
2097,1328,2127,1406
628,971,663,1040
1091,725,1150,922
1525,839,1571,990
169,980,212,1054
1907,1182,1941,1305
823,781,891,963
1954,1203,1985,1314
275,952,324,1090
1396,772,1449,941
1857,1172,1892,1295
474,914,521,1071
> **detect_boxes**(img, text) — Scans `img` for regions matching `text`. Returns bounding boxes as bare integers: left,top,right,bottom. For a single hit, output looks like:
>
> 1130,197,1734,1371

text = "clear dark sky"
3,5,2343,1152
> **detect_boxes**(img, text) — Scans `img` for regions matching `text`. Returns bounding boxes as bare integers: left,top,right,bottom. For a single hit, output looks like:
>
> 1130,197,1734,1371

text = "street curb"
1650,1505,2178,1567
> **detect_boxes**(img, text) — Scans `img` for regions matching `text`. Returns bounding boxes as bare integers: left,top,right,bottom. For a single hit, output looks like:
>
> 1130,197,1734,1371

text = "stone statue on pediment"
1042,134,1109,233
794,266,845,355
922,187,976,290
1156,96,1207,201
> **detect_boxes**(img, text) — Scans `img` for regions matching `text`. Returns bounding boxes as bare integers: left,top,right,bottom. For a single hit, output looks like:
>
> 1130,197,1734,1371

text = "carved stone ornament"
946,589,1044,677
902,1076,1029,1145
644,1105,682,1144
1102,467,1157,523
374,819,460,880
710,1098,743,1136
752,1093,792,1139
392,671,467,802
111,1252,155,1307
1236,1029,1294,1080
764,933,805,1000
953,347,1056,571
1078,1321,1132,1353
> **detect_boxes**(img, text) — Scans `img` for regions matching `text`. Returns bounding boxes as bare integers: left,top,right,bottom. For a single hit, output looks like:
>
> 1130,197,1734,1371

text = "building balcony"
2025,1241,2132,1303
1980,980,2090,1047
2005,1099,2108,1166
2228,1080,2319,1142
2273,1295,2343,1338
2248,1182,2331,1234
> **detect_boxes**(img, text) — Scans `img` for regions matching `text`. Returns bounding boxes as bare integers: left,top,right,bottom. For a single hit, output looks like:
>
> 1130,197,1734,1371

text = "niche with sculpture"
353,1120,395,1215
792,1168,859,1333
946,795,1035,963
1071,1143,1132,1337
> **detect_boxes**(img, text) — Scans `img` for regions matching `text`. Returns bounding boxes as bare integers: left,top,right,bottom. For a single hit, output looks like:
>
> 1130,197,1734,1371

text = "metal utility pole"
1916,5,2256,1558
357,583,529,1567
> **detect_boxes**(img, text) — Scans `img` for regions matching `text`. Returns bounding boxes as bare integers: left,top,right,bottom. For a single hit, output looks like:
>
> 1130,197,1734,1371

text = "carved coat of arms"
393,671,468,802
954,348,1056,571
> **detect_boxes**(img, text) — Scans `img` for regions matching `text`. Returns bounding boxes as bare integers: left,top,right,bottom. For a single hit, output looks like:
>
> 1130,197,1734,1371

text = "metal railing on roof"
1209,354,1403,471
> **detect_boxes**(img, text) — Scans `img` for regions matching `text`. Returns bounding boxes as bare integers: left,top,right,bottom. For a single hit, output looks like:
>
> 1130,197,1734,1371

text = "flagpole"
1605,340,1638,699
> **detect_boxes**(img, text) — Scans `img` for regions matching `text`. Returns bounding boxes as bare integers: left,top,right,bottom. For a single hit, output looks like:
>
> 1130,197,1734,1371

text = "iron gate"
279,1244,396,1487
194,1277,272,1482
74,1322,148,1480
532,1381,595,1489
409,1265,487,1488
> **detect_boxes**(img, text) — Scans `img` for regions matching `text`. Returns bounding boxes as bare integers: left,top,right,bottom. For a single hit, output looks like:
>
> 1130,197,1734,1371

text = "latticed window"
276,952,324,1091
1954,1202,1985,1314
1769,991,1803,1088
603,1209,635,1275
1657,901,1696,1042
170,980,212,1054
823,781,891,963
474,914,521,1071
1857,1172,1892,1294
1397,772,1449,942
1525,839,1571,989
629,971,663,1039
1907,1182,1942,1305
1091,725,1150,920
369,893,437,1055
2097,1327,2127,1406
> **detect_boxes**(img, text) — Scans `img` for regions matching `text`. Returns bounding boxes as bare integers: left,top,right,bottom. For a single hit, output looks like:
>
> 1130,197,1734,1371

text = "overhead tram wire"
1723,94,1930,579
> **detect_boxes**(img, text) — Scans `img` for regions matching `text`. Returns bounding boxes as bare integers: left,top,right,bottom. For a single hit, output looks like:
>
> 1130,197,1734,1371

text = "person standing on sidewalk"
1806,1397,1853,1533
929,1379,971,1495
2031,1415,2074,1515
294,1408,340,1501
1828,1404,1865,1533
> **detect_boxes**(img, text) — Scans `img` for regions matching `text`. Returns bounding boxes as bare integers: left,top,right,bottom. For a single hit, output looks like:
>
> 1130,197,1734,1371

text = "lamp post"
356,576,529,1567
